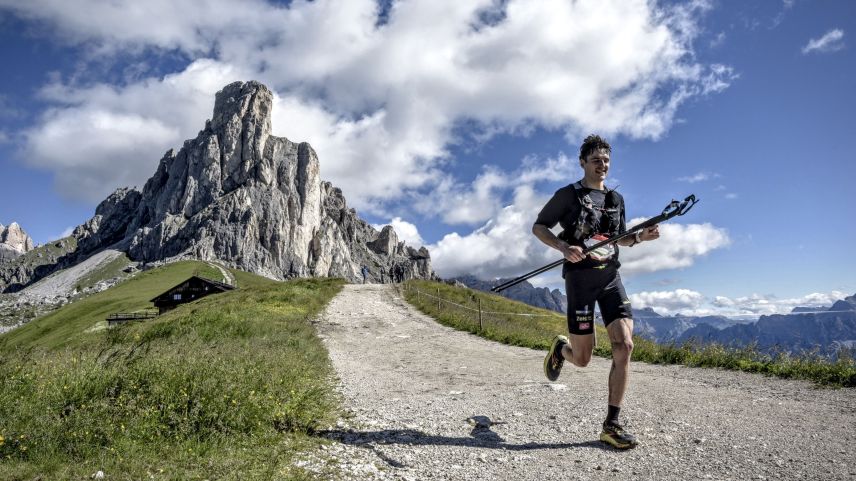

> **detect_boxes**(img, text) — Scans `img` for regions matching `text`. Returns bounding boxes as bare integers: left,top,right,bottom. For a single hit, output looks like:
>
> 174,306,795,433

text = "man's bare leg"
544,331,594,381
600,317,639,448
563,332,595,367
606,318,634,407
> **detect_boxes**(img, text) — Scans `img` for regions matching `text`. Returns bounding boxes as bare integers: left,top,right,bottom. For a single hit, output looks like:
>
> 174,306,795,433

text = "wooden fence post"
437,287,441,310
478,298,483,331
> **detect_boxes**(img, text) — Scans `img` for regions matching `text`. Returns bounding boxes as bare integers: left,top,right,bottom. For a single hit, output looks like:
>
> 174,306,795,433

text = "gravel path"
307,284,856,481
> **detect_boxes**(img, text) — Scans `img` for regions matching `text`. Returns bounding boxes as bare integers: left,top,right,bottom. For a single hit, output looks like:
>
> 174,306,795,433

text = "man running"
532,134,660,449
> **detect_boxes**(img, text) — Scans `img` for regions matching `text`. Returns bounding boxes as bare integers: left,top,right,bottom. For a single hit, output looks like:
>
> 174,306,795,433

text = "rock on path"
306,284,856,481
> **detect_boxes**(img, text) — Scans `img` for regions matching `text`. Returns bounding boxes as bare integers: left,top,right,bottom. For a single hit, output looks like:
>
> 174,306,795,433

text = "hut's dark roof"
149,275,235,303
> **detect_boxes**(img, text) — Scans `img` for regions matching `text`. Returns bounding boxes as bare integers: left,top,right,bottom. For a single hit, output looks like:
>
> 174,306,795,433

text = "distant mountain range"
453,275,856,356
673,294,856,355
451,275,567,313
622,297,856,355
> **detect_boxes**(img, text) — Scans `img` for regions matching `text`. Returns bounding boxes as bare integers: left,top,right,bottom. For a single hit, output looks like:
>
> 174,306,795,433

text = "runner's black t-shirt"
534,182,626,273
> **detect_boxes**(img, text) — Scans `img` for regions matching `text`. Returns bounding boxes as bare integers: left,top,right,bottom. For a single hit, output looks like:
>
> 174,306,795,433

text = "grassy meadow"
0,261,344,480
401,279,856,387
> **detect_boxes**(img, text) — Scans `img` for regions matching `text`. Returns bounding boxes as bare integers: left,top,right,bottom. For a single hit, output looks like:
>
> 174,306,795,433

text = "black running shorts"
564,264,633,335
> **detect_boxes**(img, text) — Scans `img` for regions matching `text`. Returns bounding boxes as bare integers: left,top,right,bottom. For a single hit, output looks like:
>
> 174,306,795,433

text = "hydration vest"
565,181,622,242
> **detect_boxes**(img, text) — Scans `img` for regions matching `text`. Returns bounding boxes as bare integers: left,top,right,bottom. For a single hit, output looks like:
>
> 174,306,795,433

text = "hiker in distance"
532,134,660,449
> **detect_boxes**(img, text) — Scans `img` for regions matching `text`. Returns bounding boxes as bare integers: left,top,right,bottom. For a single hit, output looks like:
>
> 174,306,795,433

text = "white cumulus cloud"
619,219,731,276
630,289,706,316
630,289,846,318
632,288,848,317
712,290,847,315
22,59,251,199
3,0,736,211
427,184,557,280
414,152,579,226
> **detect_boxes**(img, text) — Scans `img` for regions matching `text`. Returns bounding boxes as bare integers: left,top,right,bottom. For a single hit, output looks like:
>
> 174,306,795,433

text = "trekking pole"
491,195,699,293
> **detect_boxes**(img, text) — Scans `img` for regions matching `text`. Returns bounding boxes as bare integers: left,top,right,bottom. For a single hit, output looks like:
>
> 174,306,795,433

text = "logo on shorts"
579,322,591,330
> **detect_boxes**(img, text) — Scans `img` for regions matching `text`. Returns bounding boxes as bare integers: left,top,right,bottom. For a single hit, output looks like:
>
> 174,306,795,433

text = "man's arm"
616,225,660,247
615,195,659,247
532,224,585,263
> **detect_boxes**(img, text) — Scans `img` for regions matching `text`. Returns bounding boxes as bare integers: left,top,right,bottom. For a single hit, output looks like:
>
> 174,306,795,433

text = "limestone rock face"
1,80,433,290
0,222,35,262
73,187,142,254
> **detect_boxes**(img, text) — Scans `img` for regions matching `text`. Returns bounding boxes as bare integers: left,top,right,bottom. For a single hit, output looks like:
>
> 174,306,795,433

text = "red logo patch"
579,322,591,330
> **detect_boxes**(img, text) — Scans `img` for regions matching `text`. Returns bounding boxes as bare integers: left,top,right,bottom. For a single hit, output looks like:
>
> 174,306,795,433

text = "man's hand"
560,243,585,263
640,224,660,242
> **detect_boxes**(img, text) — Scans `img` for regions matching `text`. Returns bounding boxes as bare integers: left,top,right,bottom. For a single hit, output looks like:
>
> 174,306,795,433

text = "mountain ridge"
0,81,433,293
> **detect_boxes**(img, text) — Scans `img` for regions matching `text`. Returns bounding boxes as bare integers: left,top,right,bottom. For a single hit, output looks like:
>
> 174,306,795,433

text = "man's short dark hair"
579,134,611,161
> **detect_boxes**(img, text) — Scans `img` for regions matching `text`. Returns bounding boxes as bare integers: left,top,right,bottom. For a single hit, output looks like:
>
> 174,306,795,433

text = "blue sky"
0,0,853,317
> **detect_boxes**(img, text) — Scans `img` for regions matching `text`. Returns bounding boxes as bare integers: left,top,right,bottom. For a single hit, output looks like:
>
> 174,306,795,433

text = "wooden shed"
149,275,235,315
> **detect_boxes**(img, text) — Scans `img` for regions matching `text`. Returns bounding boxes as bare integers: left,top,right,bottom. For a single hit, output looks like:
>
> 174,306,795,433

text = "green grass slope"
402,279,856,387
0,261,345,480
402,279,611,356
1,260,222,350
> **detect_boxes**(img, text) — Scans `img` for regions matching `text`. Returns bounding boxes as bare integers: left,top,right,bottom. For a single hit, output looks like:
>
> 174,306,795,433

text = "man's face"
580,148,610,182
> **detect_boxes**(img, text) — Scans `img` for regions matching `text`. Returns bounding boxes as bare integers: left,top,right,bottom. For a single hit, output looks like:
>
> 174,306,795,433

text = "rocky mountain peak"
0,222,35,262
211,80,273,134
1,80,434,291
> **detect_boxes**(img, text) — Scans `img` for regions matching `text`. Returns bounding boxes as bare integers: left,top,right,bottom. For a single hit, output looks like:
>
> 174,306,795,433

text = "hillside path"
307,284,856,480
206,261,235,286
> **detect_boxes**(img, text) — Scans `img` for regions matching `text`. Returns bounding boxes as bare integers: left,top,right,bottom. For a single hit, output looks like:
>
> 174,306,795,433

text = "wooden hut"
150,276,235,315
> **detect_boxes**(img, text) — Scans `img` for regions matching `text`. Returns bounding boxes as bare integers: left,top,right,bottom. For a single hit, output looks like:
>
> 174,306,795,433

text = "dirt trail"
309,284,856,481
206,261,235,285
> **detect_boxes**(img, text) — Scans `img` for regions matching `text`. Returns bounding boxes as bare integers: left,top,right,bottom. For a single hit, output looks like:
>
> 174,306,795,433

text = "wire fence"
398,282,566,338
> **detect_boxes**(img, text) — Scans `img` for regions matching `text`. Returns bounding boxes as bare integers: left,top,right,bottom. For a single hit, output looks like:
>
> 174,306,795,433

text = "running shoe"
543,335,568,381
600,422,639,449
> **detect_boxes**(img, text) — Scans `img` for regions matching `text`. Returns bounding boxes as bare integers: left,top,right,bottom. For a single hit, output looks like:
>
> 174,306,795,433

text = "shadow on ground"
321,415,617,455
